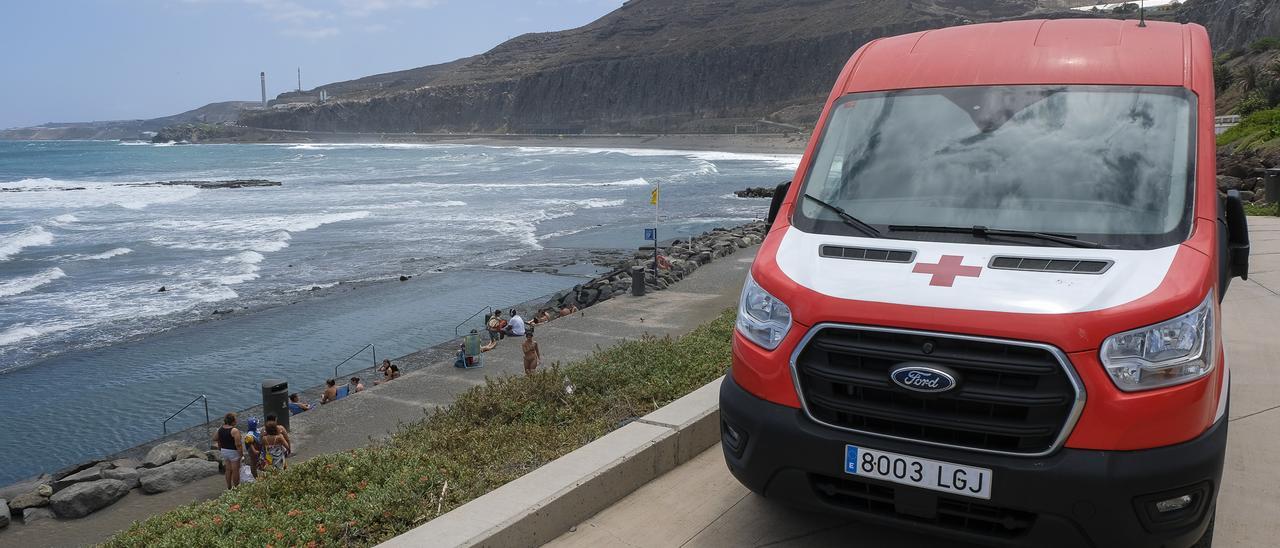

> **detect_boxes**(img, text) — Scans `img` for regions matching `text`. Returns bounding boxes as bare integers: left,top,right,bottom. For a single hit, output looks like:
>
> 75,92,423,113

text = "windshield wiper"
887,224,1104,249
803,194,881,238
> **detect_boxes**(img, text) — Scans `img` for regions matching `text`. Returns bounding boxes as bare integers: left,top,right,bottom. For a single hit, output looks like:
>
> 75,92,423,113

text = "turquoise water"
0,140,797,485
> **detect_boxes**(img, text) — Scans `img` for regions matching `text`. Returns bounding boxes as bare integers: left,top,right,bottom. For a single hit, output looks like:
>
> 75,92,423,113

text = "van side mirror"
1224,190,1250,281
767,181,792,228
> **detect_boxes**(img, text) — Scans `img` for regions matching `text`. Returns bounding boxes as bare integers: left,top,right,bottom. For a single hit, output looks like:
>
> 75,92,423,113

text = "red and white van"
720,18,1252,548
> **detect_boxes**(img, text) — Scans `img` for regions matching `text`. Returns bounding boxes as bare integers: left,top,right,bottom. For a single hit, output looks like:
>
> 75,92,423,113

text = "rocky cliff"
242,0,1062,134
1179,0,1280,52
247,0,1272,134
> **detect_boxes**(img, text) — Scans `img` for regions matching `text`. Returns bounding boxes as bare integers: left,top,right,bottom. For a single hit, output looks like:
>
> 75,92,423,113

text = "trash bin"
262,379,289,430
1266,168,1280,209
631,266,646,296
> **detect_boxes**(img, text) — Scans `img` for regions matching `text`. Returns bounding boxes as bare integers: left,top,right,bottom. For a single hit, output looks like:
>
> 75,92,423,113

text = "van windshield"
794,86,1196,249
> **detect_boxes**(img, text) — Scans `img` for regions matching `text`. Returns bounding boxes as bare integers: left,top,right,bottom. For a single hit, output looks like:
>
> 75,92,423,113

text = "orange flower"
307,542,318,548
316,524,327,534
213,516,223,525
418,476,429,482
287,509,302,517
275,532,285,540
347,492,356,500
357,480,368,490
229,504,241,513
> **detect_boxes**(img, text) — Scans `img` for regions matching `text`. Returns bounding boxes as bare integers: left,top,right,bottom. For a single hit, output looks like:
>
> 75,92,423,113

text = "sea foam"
0,226,54,261
0,268,66,298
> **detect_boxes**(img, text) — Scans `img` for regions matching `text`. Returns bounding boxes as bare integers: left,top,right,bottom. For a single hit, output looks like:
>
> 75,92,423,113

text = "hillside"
241,0,1278,135
0,101,258,141
243,0,1061,134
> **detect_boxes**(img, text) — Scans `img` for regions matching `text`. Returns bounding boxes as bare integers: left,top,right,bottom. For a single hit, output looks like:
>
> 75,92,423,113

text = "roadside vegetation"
1245,202,1279,216
106,310,736,547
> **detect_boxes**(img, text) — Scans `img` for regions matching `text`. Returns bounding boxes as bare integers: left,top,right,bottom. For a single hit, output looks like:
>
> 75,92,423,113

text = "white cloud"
280,26,341,39
244,0,332,20
339,0,442,17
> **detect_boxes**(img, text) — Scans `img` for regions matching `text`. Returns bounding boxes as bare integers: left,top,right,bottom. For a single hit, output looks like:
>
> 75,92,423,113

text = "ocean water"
0,140,797,485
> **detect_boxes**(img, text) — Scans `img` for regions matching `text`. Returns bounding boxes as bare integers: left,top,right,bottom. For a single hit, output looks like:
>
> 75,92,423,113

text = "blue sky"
0,0,622,128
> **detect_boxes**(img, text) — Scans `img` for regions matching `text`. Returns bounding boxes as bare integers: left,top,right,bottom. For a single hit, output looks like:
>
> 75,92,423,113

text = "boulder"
22,507,54,523
577,288,600,307
102,467,141,490
138,459,220,494
1240,190,1257,202
109,458,142,470
0,475,51,501
143,442,207,468
1242,177,1263,192
53,466,106,491
51,461,98,481
49,479,130,519
8,490,49,510
0,499,9,529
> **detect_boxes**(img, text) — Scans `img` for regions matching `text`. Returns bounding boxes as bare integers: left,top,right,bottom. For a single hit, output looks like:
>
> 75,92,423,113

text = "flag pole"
653,182,660,283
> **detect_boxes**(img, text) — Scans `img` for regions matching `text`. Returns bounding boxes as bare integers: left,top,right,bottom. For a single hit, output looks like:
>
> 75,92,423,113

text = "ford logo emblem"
889,363,958,394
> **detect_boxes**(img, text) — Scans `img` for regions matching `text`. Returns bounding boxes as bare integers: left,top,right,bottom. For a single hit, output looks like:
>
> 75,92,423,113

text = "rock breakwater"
529,221,766,317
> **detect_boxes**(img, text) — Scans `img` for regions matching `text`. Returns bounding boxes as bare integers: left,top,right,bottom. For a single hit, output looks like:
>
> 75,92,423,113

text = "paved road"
1,248,758,547
548,216,1280,548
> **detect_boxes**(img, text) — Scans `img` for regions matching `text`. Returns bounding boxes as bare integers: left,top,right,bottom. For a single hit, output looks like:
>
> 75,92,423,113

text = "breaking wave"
0,226,54,261
0,268,67,298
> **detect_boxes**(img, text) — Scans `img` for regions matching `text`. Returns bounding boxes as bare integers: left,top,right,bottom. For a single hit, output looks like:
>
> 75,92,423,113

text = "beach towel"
335,385,350,400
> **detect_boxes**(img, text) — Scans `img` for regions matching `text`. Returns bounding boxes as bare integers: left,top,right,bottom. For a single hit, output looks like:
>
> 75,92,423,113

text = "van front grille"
793,326,1081,455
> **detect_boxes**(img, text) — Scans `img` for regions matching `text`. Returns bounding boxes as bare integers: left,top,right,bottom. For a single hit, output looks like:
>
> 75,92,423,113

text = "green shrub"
1218,107,1280,148
1214,61,1236,93
1244,202,1279,216
1237,92,1271,116
106,310,737,547
1250,37,1280,53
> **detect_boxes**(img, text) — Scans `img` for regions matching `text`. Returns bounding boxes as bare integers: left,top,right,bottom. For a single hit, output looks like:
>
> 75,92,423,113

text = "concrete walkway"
4,248,758,547
548,216,1280,548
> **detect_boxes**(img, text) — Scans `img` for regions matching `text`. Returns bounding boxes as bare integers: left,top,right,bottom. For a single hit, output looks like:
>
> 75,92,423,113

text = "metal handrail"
455,306,494,338
162,394,210,437
333,343,377,381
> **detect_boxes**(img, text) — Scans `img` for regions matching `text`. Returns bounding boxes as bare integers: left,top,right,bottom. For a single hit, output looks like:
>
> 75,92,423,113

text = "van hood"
772,227,1178,315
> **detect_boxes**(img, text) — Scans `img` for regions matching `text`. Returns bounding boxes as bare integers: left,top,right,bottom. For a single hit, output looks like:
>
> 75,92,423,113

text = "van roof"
844,19,1202,92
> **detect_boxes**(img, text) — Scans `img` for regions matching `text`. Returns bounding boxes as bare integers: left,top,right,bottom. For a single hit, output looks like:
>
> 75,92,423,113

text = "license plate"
844,445,992,500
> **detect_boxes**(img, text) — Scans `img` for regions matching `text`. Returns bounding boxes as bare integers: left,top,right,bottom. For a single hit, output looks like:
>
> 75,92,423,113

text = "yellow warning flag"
650,187,660,205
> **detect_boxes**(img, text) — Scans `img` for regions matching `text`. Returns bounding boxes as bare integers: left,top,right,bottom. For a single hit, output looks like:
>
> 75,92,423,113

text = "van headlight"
1100,293,1215,392
737,273,792,350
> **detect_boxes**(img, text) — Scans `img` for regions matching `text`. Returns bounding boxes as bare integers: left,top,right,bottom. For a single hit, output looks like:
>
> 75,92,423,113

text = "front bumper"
719,374,1227,548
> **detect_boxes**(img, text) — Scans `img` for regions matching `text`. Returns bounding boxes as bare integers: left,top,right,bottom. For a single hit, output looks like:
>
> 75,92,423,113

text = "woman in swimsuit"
262,424,291,472
522,330,541,376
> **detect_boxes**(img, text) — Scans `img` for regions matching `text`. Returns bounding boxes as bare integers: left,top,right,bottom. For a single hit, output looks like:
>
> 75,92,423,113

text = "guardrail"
162,394,210,437
455,306,494,338
333,343,377,381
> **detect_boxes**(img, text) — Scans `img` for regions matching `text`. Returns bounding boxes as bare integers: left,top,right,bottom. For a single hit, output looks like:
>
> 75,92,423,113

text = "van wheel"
1190,510,1215,548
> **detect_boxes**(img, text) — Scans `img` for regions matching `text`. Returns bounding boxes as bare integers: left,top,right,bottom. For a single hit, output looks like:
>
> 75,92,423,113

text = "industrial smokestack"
297,68,302,92
260,72,267,107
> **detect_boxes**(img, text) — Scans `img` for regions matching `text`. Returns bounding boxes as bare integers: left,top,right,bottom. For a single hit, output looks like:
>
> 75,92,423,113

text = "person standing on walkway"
214,413,244,490
522,330,542,376
262,423,291,472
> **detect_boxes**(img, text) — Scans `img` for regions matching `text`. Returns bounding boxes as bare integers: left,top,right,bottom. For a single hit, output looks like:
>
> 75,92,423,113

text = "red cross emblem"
912,255,982,287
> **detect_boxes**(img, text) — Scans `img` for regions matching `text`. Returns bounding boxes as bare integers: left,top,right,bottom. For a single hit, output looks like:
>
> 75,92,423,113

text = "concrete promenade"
548,216,1280,548
3,248,758,547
